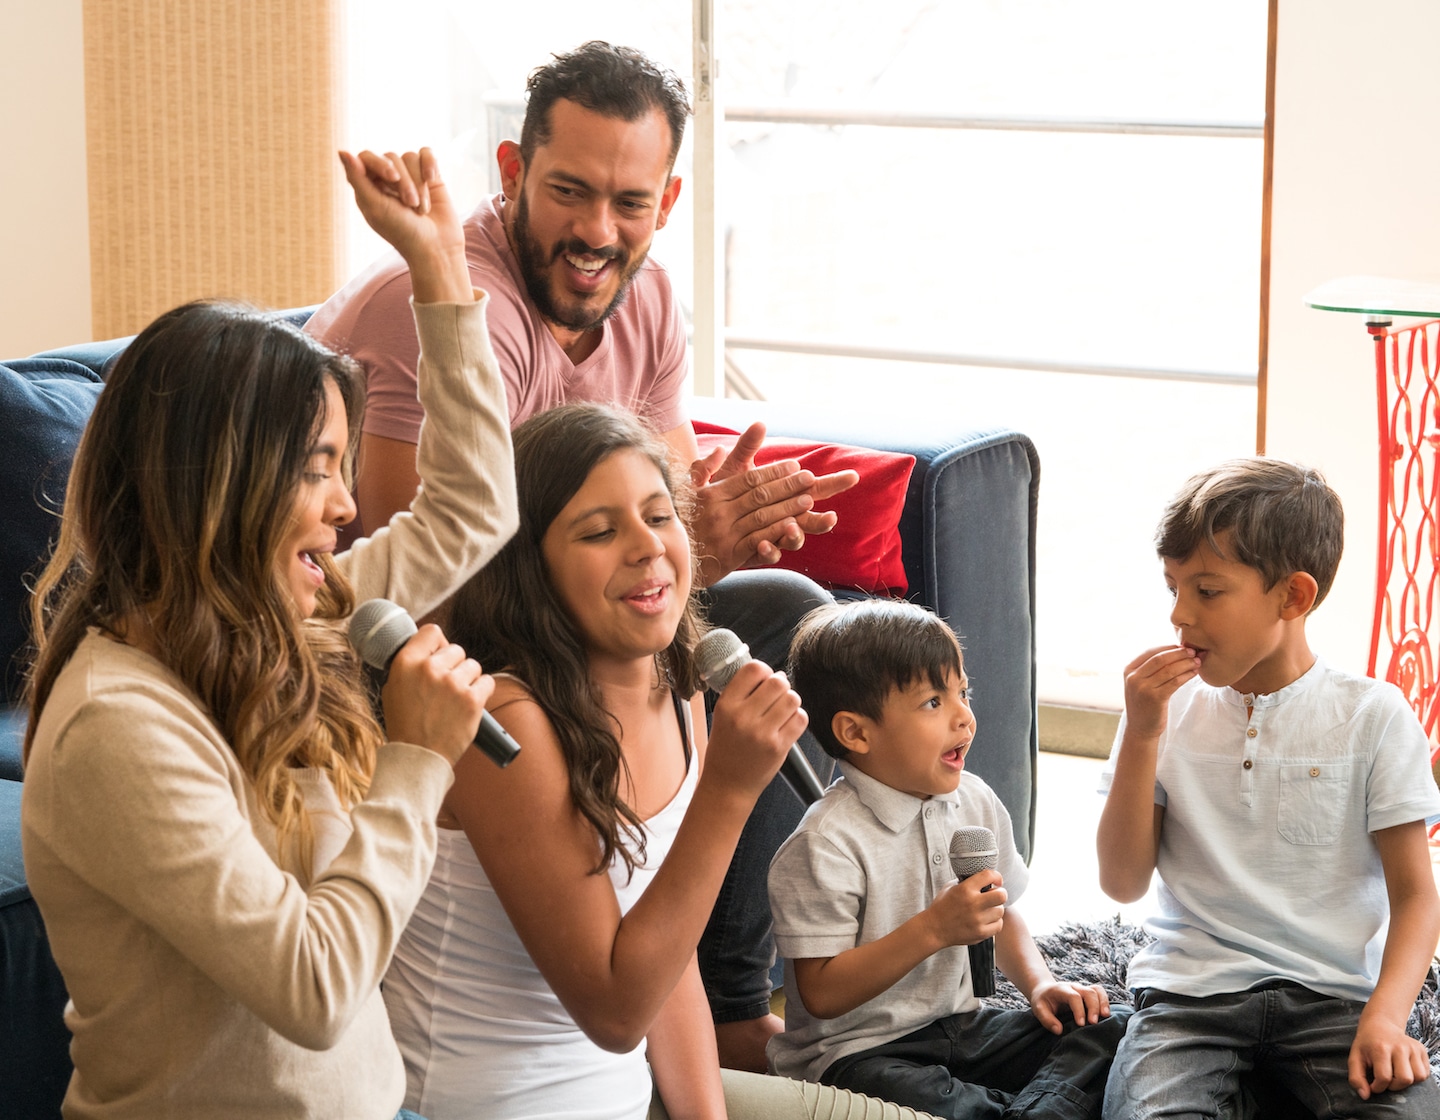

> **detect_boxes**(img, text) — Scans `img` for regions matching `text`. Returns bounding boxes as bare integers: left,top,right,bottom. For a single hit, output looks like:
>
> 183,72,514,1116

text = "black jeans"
822,1005,1132,1120
696,569,834,1022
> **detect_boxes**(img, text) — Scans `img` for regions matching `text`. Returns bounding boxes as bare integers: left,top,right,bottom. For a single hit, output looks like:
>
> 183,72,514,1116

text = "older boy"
1098,458,1440,1117
769,600,1128,1119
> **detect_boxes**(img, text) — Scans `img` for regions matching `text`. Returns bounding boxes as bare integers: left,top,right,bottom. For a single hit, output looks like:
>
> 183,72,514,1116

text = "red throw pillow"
693,423,914,595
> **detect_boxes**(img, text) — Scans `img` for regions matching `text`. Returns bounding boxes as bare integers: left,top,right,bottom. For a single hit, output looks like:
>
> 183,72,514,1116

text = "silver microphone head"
949,826,998,881
695,628,752,693
348,598,418,671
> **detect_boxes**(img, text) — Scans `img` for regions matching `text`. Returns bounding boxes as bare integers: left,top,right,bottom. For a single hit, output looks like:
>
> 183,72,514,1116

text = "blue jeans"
697,569,834,1022
1105,983,1440,1119
822,1005,1132,1120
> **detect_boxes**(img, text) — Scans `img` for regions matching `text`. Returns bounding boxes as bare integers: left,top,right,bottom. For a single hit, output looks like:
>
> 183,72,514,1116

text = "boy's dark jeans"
820,1005,1131,1120
1106,983,1440,1120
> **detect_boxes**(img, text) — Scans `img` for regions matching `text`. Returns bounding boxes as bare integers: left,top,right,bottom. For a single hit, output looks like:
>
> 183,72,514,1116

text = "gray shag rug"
989,917,1440,1072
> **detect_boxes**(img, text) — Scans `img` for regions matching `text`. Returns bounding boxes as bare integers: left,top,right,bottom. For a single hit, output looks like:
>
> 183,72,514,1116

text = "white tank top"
384,697,698,1120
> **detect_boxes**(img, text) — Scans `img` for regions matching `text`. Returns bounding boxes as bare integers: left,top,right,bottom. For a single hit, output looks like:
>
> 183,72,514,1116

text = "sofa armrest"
690,397,1040,861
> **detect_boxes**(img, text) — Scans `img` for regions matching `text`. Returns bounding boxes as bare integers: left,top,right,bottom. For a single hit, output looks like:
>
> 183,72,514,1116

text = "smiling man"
308,42,854,1071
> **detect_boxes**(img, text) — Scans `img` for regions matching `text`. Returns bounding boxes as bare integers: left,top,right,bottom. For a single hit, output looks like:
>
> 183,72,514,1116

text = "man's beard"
512,189,648,333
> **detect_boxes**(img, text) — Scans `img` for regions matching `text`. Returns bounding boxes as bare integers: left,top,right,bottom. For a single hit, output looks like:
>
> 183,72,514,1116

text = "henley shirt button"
924,807,933,820
1310,767,1320,777
1243,759,1254,770
931,852,944,866
1246,728,1257,738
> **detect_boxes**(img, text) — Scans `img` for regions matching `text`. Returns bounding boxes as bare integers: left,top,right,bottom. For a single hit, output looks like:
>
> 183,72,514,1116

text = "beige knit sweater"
22,297,516,1119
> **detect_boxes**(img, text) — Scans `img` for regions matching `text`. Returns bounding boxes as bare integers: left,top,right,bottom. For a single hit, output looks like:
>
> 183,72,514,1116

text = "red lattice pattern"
1368,318,1440,771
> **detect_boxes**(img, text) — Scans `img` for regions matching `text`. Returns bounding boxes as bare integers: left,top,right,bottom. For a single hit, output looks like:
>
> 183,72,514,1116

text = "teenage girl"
384,403,935,1120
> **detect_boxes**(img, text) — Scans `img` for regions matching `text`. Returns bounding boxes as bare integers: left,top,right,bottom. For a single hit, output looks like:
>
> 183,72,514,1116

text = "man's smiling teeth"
565,253,607,274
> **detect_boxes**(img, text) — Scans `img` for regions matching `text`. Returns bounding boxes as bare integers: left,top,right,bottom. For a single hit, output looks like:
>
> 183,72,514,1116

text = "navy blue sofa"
0,312,1039,1117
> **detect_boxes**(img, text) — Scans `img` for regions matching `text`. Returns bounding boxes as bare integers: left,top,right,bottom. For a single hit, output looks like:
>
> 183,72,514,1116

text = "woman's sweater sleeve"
339,294,518,619
24,671,454,1050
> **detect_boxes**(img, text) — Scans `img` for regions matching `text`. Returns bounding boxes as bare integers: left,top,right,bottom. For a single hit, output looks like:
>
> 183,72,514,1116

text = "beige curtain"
83,0,344,339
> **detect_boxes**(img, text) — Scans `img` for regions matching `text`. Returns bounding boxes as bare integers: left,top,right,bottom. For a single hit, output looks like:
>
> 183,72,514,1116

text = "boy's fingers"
1347,1062,1370,1098
1368,1055,1391,1094
1408,1039,1432,1082
1032,1002,1062,1035
1129,646,1200,689
1124,645,1178,674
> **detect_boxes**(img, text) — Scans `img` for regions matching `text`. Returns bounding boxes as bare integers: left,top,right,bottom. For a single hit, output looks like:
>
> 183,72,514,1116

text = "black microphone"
949,825,999,998
694,627,826,806
348,598,520,768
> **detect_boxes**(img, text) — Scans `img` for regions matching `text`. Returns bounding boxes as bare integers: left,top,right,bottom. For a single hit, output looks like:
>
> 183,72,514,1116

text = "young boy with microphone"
767,599,1127,1119
1098,458,1440,1117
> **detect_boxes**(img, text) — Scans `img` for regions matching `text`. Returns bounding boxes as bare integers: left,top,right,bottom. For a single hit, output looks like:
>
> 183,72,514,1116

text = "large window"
345,0,1267,709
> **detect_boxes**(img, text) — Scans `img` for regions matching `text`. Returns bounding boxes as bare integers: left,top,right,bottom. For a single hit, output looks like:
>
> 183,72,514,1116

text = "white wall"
1266,0,1440,673
3,0,1435,676
0,0,91,355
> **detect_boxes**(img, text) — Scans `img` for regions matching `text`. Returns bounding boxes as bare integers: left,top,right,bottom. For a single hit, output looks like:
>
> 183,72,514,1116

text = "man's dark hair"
1155,457,1344,609
788,600,965,761
521,41,691,169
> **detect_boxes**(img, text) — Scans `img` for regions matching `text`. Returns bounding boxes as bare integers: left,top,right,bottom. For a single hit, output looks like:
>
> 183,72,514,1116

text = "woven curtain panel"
83,0,344,339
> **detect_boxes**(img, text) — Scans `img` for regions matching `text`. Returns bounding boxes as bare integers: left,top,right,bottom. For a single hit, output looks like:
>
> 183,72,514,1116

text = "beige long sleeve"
340,294,518,617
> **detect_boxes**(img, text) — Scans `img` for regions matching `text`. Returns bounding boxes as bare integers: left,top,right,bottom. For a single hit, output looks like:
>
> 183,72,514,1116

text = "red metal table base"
1367,317,1440,803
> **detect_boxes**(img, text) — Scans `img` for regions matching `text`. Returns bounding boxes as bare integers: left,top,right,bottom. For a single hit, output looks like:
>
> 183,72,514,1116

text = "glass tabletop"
1304,275,1440,318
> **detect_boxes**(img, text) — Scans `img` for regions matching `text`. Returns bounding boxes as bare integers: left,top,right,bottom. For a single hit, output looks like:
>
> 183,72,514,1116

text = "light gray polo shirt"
766,761,1027,1082
1100,658,1440,1001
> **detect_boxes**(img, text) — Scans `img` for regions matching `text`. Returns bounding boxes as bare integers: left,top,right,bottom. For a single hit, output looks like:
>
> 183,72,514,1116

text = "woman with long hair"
383,403,935,1120
21,148,517,1119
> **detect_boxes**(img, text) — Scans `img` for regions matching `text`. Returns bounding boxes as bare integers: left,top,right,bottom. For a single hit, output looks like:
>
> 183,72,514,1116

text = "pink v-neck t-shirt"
307,193,690,441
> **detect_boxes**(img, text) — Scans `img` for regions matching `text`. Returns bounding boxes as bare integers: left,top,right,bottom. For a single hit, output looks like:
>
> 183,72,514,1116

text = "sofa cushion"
0,777,73,1116
694,424,915,595
1,359,104,704
0,707,24,783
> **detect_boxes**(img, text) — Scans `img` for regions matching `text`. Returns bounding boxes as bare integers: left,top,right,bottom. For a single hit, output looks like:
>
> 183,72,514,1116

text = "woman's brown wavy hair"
25,300,384,876
446,403,703,877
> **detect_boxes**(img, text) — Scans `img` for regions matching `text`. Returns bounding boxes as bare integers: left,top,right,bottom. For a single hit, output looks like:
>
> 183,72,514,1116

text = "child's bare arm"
792,870,1006,1020
1347,820,1440,1100
995,907,1111,1034
1096,645,1197,901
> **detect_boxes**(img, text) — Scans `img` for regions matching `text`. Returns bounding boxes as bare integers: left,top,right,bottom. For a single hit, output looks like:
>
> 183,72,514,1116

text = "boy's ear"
832,711,871,756
1279,571,1320,619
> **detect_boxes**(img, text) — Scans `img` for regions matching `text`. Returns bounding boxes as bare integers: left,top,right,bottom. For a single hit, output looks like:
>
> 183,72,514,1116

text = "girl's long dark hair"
447,404,703,875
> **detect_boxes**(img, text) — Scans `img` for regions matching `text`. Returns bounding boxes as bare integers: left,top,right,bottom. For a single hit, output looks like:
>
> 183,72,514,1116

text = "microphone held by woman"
349,598,520,767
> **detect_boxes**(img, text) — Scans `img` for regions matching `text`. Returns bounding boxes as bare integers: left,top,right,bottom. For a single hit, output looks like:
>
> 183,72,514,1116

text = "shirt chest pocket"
1276,763,1351,845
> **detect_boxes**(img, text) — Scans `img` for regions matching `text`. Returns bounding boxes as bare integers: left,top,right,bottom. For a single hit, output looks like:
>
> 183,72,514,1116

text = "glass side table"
1305,277,1440,774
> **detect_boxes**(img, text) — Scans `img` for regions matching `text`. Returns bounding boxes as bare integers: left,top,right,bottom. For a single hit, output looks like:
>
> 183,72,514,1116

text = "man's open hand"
688,422,858,587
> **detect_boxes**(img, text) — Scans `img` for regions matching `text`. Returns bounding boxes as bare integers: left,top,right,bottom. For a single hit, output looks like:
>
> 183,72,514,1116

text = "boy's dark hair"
1155,457,1344,608
521,41,691,169
788,600,965,761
